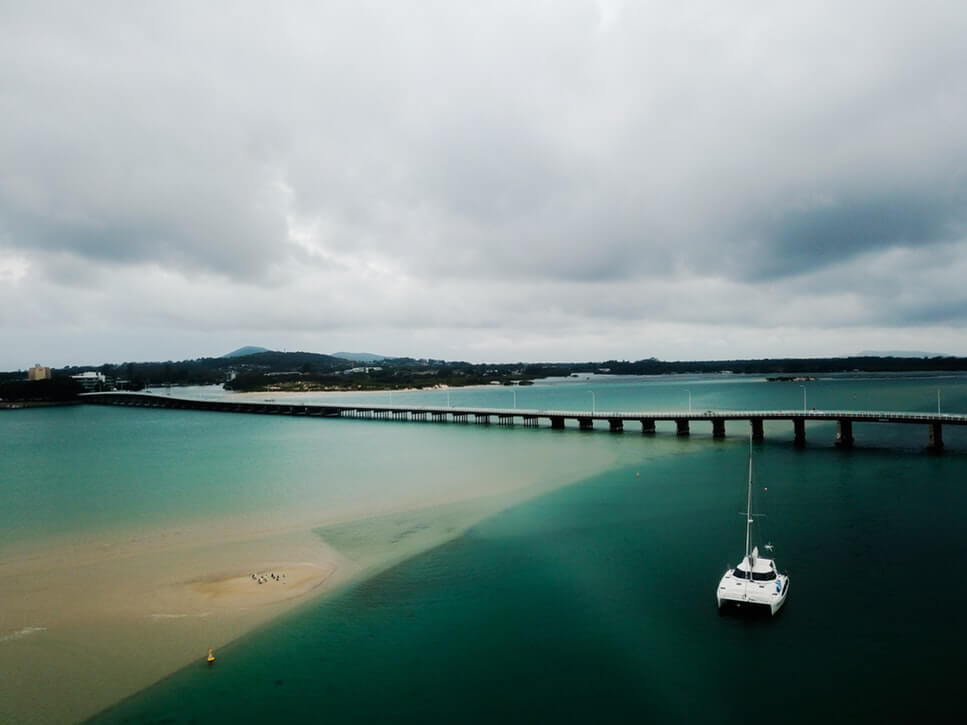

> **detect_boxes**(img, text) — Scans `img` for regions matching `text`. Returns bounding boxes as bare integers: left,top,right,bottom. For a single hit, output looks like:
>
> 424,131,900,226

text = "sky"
2,1,967,369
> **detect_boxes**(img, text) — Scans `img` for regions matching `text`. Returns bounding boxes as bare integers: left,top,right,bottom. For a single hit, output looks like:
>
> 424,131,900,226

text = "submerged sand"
0,524,348,724
0,488,554,725
0,403,635,725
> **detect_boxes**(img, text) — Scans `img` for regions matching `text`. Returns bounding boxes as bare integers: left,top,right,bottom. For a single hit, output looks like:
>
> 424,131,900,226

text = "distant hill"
852,350,950,358
331,352,391,362
223,346,271,358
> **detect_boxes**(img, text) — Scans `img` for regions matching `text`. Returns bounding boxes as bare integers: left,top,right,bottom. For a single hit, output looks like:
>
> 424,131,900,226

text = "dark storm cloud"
4,0,966,287
744,192,966,281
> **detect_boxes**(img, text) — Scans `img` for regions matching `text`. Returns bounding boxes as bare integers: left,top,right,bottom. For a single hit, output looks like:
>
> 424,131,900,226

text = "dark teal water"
90,375,967,723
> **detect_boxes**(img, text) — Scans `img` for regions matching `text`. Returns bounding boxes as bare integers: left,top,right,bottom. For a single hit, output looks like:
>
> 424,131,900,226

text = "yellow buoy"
207,648,216,664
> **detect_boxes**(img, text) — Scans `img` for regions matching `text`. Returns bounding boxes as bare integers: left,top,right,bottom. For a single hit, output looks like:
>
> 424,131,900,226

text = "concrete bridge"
81,392,966,451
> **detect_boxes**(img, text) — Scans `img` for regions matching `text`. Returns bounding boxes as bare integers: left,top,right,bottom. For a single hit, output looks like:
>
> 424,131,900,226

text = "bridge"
81,392,966,451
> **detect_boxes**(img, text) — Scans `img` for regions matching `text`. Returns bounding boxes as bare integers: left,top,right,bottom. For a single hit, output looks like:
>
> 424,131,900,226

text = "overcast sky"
3,1,967,368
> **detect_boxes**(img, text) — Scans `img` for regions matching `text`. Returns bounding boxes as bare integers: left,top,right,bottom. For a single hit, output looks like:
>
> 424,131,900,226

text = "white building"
71,371,107,391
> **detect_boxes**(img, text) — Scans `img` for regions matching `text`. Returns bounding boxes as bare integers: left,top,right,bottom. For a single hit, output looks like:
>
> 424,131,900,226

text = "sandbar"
182,562,333,608
0,526,347,725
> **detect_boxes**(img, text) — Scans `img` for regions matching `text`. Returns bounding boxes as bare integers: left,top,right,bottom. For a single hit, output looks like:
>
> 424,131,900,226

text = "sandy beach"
0,524,348,724
0,394,623,724
184,562,331,606
0,489,549,725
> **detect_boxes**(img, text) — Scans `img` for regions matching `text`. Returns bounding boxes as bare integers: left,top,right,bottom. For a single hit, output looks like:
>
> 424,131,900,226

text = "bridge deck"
79,392,965,451
80,392,967,424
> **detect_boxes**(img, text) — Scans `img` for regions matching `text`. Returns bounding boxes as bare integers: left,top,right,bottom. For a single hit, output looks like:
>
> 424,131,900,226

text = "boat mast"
744,432,754,564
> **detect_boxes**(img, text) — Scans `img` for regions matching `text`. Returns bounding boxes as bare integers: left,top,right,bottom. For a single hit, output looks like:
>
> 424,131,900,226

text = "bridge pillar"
578,417,593,431
498,414,514,426
475,413,490,424
793,418,806,447
453,413,468,423
523,415,538,427
712,418,726,439
608,418,624,433
750,418,764,440
432,412,446,422
550,416,565,429
835,419,854,448
928,423,944,452
640,418,656,434
675,419,690,436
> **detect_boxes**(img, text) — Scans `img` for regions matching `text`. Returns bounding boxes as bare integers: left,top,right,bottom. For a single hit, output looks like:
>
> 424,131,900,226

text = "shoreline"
0,397,651,724
0,474,603,725
83,487,564,724
0,400,81,409
0,525,348,725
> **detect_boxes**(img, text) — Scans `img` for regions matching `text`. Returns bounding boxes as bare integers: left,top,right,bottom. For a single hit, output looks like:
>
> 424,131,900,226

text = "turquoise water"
4,374,967,722
94,447,967,723
0,402,623,549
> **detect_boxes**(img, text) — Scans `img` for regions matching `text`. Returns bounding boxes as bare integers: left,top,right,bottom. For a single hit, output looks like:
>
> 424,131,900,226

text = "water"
4,374,967,722
0,402,624,549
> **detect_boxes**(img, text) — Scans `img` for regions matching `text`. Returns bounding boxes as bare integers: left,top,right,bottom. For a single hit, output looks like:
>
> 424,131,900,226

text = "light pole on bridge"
590,390,596,414
800,384,807,413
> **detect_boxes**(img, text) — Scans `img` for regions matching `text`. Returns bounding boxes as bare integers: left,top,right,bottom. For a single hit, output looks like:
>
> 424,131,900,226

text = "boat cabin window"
732,568,777,581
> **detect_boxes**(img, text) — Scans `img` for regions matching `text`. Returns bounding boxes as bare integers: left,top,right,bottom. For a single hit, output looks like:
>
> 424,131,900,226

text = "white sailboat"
716,436,789,615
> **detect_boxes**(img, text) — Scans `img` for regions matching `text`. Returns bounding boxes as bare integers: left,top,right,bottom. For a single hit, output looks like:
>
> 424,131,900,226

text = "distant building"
71,371,107,391
341,366,384,375
28,364,52,381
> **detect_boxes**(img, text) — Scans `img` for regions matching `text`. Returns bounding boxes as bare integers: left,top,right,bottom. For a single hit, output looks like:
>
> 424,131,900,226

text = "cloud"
744,192,966,280
2,1,967,367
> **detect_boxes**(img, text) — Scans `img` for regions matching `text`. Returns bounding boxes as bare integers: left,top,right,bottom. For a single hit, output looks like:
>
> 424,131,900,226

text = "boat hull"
716,573,789,616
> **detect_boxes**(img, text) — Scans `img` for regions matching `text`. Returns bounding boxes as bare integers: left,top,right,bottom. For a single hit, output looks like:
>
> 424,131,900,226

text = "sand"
0,441,613,724
0,489,532,725
0,524,350,725
185,563,330,606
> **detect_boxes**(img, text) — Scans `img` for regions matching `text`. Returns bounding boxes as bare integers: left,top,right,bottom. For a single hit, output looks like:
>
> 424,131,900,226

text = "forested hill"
8,351,356,391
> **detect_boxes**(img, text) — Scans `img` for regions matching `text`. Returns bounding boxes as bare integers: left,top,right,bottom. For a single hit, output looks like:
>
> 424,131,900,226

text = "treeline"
53,351,350,390
0,377,83,402
225,357,533,392
590,356,967,375
7,353,967,398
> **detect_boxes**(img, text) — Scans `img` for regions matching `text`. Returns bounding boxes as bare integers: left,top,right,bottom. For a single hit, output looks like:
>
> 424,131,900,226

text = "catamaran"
716,436,789,615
